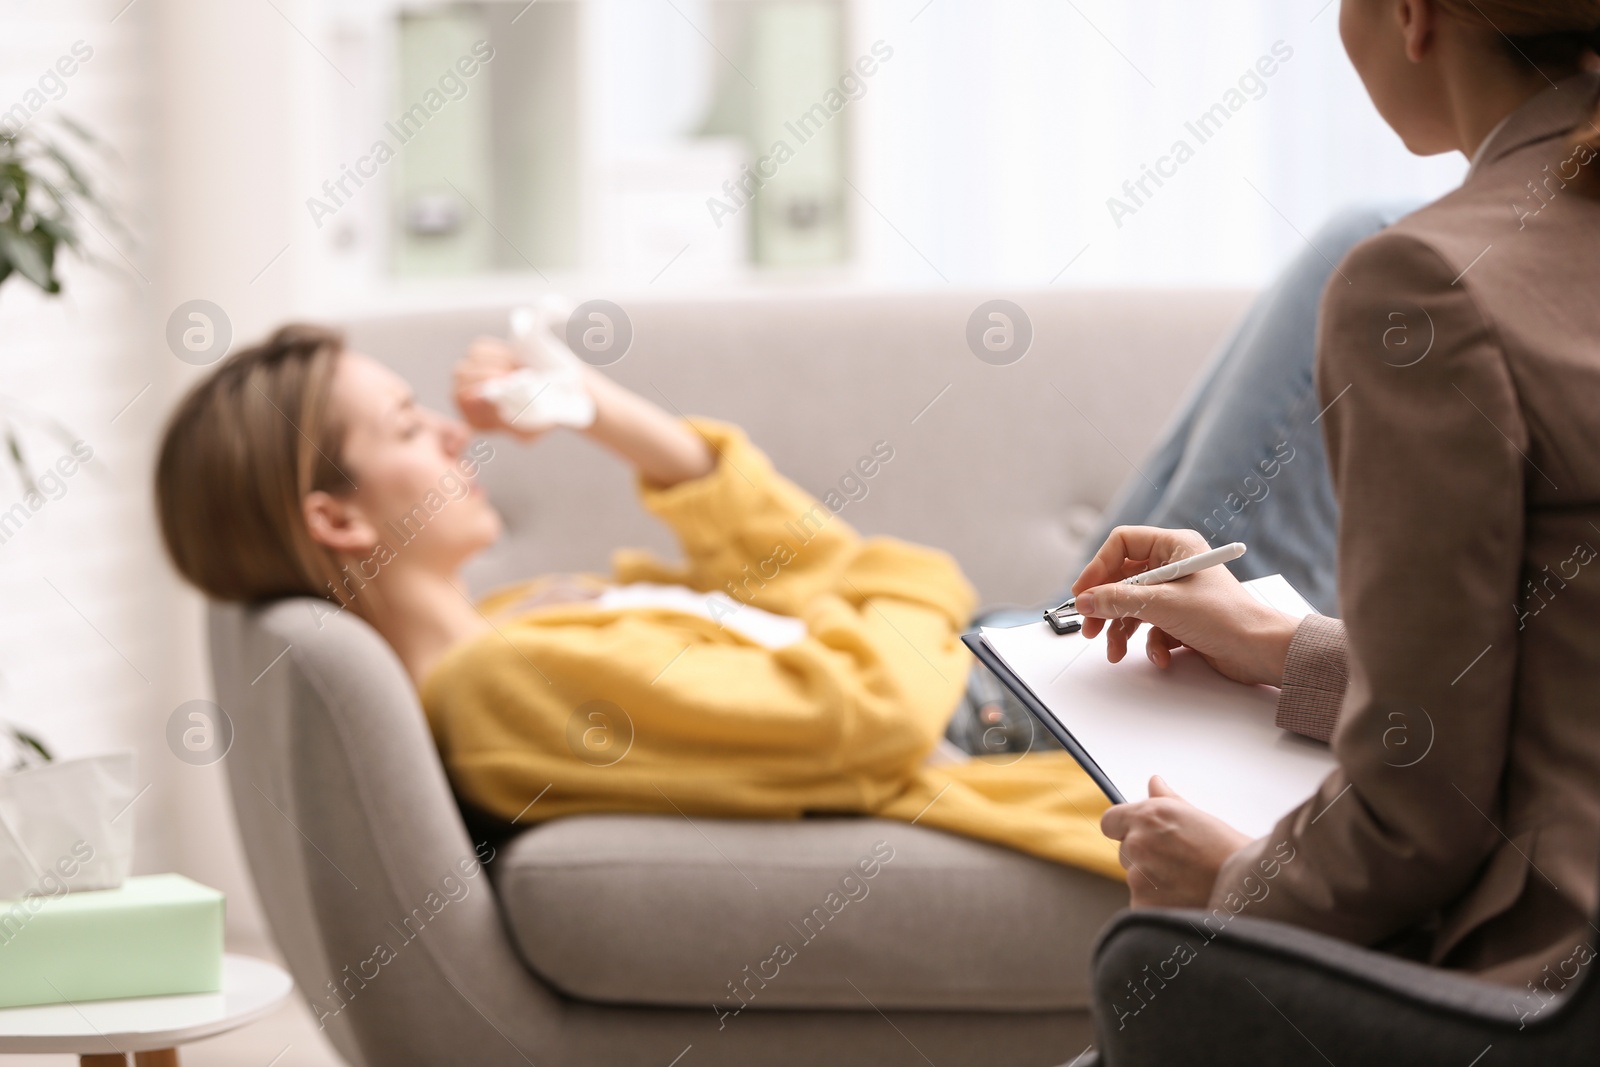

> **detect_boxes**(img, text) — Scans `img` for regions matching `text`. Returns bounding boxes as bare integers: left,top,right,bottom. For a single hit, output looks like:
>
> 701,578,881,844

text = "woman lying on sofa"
154,322,1121,878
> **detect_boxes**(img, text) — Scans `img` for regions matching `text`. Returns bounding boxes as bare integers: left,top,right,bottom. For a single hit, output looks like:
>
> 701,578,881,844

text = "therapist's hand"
1072,526,1300,687
1102,777,1251,907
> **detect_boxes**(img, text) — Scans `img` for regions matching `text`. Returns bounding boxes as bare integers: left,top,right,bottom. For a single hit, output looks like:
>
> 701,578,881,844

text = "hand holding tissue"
475,296,597,432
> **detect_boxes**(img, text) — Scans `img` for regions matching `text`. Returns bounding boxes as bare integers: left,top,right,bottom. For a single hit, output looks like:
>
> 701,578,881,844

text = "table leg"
79,1055,127,1066
134,1051,180,1067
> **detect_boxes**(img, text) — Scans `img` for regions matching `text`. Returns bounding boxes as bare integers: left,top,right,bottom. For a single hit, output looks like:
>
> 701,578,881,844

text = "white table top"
0,955,293,1054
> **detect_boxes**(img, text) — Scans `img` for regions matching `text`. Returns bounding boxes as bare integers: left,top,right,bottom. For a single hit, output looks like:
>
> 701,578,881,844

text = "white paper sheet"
595,582,807,649
980,576,1337,838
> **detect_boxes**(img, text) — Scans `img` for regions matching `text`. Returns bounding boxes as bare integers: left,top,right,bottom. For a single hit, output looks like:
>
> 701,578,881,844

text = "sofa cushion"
494,813,1126,1012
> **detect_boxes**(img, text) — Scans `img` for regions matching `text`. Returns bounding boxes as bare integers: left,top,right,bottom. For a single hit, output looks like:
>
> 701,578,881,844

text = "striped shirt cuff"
1274,614,1348,744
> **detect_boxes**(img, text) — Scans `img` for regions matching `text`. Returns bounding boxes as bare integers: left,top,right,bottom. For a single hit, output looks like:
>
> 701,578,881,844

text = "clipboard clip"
1043,596,1084,635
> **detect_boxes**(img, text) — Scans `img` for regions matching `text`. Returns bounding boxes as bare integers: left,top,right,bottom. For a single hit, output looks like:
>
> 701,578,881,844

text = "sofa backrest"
344,288,1252,608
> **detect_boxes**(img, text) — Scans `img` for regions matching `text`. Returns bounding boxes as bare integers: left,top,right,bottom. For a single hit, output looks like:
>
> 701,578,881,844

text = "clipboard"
961,631,1126,803
961,575,1338,836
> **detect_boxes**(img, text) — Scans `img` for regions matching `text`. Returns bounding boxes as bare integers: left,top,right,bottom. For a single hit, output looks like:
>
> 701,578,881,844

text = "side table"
0,955,293,1066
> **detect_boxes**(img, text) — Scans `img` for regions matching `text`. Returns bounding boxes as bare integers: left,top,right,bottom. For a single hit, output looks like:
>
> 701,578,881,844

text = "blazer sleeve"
1209,231,1526,946
1275,614,1349,744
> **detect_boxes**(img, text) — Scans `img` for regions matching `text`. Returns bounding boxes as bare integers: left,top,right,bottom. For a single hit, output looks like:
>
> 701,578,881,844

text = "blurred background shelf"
304,0,854,296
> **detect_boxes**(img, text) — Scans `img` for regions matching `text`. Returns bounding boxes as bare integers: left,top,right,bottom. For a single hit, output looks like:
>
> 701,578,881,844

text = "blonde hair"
155,323,354,605
1440,0,1600,193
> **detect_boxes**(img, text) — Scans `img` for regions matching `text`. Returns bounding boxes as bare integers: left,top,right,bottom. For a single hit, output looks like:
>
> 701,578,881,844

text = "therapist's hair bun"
1439,0,1600,196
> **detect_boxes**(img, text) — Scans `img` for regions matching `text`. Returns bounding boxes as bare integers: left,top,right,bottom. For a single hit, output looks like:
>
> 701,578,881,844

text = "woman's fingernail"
1076,592,1096,615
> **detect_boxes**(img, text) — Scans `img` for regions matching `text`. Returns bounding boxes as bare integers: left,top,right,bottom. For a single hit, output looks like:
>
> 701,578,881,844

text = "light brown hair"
1439,0,1600,194
156,323,354,605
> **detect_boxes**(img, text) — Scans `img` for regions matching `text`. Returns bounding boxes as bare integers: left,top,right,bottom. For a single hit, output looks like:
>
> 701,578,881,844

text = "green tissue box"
0,874,224,1008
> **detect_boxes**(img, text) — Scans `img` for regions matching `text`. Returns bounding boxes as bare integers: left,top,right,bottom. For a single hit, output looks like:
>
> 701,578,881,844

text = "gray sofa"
208,288,1253,1066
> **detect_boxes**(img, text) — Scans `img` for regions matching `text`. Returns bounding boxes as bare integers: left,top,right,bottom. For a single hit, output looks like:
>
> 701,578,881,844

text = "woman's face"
321,351,502,573
1341,0,1459,156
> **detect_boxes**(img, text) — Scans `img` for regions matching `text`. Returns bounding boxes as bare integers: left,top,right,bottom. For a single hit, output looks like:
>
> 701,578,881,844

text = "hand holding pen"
1046,541,1247,633
1058,526,1302,688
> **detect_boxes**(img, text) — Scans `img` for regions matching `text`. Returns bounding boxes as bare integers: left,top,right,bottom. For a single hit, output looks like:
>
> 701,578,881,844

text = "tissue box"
0,874,224,1008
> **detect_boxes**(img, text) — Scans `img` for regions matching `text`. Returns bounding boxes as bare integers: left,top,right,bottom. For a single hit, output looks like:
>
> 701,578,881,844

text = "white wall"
146,0,302,941
847,0,1466,286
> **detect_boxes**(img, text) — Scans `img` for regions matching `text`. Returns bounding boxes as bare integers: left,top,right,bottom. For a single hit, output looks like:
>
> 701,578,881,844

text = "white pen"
1122,541,1247,586
1044,542,1247,633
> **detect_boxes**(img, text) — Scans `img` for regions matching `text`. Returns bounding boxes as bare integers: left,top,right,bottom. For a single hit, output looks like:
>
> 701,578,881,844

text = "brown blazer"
1209,73,1600,996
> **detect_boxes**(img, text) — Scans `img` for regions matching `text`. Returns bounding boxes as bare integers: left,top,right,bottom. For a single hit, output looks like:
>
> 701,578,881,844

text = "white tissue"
478,296,597,431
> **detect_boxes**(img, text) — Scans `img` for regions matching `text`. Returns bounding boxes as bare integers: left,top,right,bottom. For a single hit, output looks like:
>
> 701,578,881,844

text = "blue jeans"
1078,203,1417,616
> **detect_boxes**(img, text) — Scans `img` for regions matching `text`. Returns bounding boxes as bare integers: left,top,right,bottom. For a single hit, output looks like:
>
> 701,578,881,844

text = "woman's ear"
1397,0,1438,64
303,490,381,556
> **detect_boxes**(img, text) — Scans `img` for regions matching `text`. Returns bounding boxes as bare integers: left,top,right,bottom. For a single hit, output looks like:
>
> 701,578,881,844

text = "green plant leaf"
54,114,97,147
3,421,36,498
0,226,56,292
37,139,91,198
10,727,51,762
27,228,56,273
0,116,107,298
33,214,74,248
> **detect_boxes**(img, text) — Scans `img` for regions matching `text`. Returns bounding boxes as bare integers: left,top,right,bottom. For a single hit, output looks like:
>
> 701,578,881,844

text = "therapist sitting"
1073,0,1600,989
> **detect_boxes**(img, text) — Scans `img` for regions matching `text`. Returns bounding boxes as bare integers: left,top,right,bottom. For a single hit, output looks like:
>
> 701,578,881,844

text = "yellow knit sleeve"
610,418,862,617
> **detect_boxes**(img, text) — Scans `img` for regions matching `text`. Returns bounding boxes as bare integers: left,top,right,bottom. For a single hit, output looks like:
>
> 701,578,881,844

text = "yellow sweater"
421,420,1123,880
